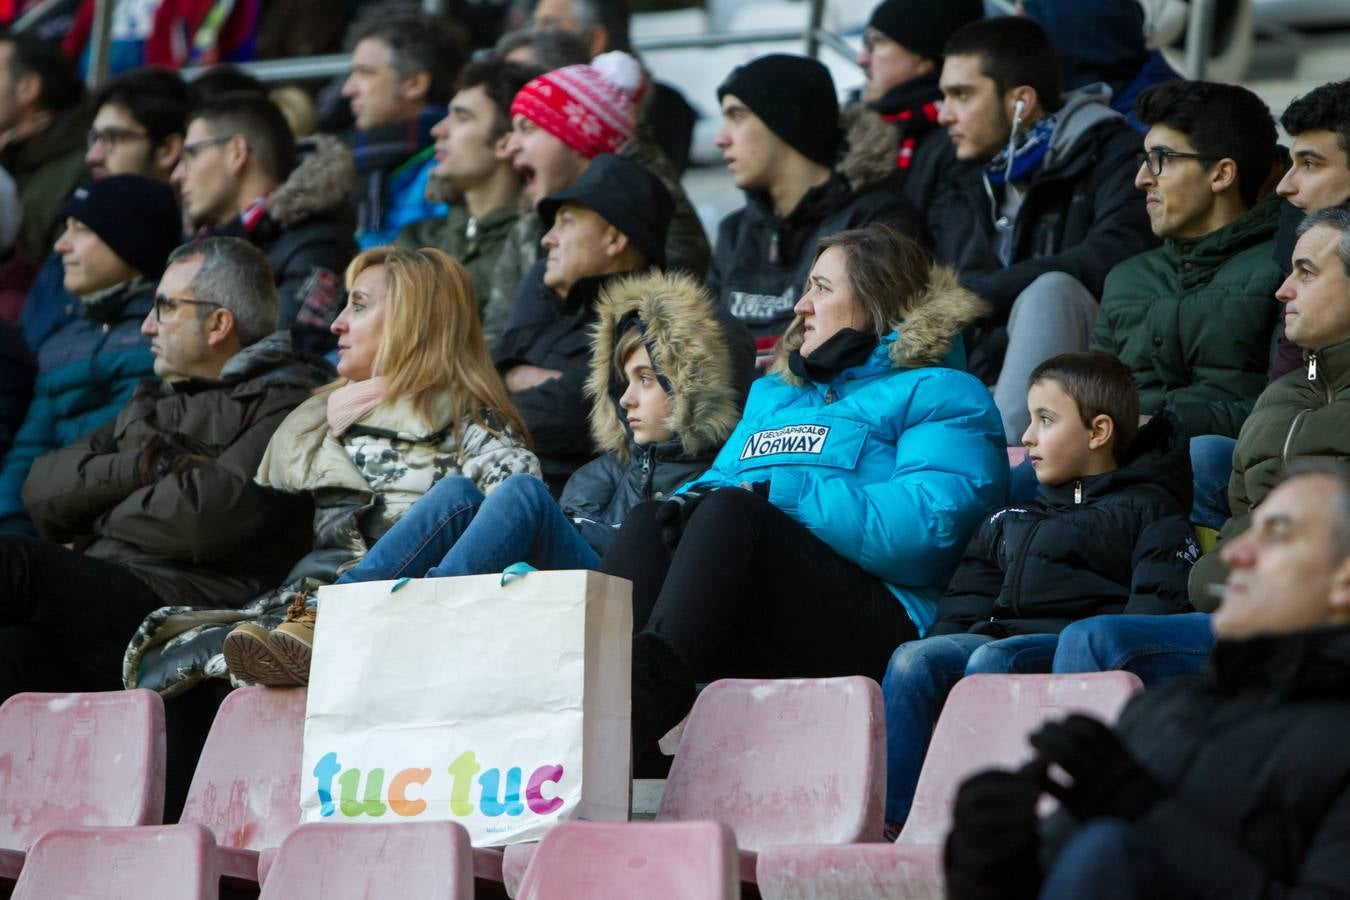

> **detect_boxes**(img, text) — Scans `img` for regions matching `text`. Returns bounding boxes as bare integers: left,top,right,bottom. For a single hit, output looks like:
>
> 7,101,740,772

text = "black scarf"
788,328,878,384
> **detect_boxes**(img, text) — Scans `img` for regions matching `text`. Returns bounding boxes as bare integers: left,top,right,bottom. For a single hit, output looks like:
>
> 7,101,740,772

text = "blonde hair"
772,223,931,370
341,246,530,445
613,324,647,379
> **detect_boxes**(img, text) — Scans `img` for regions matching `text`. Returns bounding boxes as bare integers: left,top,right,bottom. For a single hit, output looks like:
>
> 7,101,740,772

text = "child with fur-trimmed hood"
277,268,751,584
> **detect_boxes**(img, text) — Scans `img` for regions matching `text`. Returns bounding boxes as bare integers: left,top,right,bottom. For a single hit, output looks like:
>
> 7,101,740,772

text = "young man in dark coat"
931,17,1156,441
175,93,358,354
854,0,981,212
708,53,925,360
881,351,1197,835
946,461,1350,900
0,237,328,701
1092,81,1283,440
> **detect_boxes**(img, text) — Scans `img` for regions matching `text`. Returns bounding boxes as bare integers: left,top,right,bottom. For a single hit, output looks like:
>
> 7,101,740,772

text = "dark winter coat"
1065,626,1350,897
0,318,34,461
930,415,1198,638
559,270,746,554
929,89,1155,381
22,332,331,611
861,74,962,214
395,203,518,316
1190,337,1350,608
210,135,358,355
1092,192,1284,438
0,99,92,266
707,110,926,339
0,280,156,534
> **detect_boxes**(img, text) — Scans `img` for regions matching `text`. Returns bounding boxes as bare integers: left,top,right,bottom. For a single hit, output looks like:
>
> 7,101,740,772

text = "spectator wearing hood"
931,16,1156,442
854,0,982,212
0,175,181,535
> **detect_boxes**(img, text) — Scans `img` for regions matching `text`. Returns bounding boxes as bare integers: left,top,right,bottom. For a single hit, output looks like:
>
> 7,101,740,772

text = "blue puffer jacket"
684,268,1008,634
0,279,156,533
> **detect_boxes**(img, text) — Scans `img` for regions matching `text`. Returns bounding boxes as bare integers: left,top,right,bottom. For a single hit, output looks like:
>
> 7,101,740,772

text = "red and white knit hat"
509,51,643,159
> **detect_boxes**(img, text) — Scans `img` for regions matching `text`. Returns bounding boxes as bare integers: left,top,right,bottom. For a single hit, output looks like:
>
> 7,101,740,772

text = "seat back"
898,672,1143,845
260,821,472,899
659,677,885,848
12,824,216,899
180,686,306,852
517,820,738,900
0,690,165,850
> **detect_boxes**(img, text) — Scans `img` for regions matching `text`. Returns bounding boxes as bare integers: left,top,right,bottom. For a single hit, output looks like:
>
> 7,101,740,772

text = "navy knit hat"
867,0,984,60
59,175,182,279
717,54,841,168
537,154,674,268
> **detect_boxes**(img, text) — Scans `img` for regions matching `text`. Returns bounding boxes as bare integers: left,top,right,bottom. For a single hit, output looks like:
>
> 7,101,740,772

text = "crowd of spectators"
0,0,1349,895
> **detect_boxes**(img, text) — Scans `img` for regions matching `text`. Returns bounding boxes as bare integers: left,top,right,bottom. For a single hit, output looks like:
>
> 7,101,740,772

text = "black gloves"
1028,714,1164,823
944,768,1044,900
135,433,209,485
653,490,707,550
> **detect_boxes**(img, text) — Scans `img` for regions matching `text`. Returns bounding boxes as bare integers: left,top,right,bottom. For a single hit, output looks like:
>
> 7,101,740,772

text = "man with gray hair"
946,460,1350,898
0,236,330,701
1050,204,1350,682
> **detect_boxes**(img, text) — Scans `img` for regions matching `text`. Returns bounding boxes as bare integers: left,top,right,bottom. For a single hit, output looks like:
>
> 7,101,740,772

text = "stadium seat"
516,820,739,900
11,824,216,899
0,690,165,881
503,675,884,895
756,671,1144,899
179,685,306,888
259,821,473,899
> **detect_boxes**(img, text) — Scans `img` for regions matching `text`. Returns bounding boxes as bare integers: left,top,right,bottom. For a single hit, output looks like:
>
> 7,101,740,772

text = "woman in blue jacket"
603,224,1010,752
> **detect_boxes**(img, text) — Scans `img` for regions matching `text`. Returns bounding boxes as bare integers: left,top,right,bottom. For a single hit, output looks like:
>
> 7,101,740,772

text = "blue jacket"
0,280,156,533
0,318,34,461
685,269,1008,633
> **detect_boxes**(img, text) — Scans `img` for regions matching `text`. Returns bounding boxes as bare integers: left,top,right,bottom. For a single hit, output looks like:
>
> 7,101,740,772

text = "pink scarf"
327,377,389,437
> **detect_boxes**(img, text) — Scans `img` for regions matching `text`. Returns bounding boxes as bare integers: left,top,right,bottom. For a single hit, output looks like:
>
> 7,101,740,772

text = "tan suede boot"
268,594,318,686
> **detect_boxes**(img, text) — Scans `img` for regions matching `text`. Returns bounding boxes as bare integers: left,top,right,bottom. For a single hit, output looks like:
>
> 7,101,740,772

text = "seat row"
0,671,1142,898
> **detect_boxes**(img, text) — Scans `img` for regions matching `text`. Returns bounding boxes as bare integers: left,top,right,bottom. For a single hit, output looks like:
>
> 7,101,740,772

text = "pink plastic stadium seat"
504,676,885,895
179,685,307,887
11,824,216,899
259,821,473,899
0,690,165,881
756,672,1144,899
516,820,739,900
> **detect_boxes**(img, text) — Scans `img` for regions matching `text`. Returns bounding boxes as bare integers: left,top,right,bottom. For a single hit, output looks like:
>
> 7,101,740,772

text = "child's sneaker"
268,594,318,685
222,622,302,687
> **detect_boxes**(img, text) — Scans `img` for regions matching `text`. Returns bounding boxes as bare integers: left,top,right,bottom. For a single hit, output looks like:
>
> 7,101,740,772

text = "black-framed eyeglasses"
1136,147,1221,176
86,126,149,150
154,296,223,322
861,27,893,54
179,135,232,164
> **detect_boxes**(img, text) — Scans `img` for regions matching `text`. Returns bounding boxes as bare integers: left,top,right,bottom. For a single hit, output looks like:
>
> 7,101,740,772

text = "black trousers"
602,488,919,685
0,535,166,700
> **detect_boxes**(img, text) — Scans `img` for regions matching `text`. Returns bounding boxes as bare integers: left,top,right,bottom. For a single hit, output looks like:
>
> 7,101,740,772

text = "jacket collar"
1302,336,1350,390
1211,624,1350,698
867,75,942,118
1162,192,1282,288
79,277,152,324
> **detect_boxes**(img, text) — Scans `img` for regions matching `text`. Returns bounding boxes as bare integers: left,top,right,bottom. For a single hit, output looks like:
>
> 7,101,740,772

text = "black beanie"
867,0,984,60
717,54,840,168
537,154,675,268
58,175,182,279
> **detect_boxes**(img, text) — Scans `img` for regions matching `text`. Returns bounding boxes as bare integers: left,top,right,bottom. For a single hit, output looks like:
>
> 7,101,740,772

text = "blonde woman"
124,247,539,695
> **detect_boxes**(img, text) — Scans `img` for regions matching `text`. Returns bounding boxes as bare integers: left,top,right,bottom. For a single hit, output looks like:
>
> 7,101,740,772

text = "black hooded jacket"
930,414,1199,637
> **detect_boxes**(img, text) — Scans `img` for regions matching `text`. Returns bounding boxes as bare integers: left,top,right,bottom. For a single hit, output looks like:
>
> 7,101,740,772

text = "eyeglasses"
1136,147,1220,176
87,126,150,150
179,135,233,165
154,295,223,322
861,27,893,55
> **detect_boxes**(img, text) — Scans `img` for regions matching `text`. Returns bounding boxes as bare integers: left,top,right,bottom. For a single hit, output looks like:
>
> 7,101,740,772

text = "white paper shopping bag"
299,569,632,846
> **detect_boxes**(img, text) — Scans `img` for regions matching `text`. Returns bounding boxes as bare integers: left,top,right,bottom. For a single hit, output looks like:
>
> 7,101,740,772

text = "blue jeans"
881,632,1059,824
1051,613,1214,685
337,473,599,584
1040,819,1182,900
1189,435,1235,530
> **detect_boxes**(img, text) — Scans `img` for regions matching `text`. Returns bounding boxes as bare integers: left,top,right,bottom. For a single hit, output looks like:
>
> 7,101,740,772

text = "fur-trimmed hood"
586,270,744,463
838,103,903,192
266,134,357,229
771,264,990,386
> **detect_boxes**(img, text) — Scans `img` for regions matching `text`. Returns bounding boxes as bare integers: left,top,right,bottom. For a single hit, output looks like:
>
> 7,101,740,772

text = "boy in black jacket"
880,351,1198,834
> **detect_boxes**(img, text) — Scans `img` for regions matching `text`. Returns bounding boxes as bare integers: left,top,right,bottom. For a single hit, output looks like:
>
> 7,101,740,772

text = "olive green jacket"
395,203,518,316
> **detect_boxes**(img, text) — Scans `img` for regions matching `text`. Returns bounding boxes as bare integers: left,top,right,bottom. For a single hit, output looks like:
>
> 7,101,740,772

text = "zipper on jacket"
638,451,653,496
1074,480,1083,504
1308,350,1319,382
768,231,780,264
1281,409,1311,466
